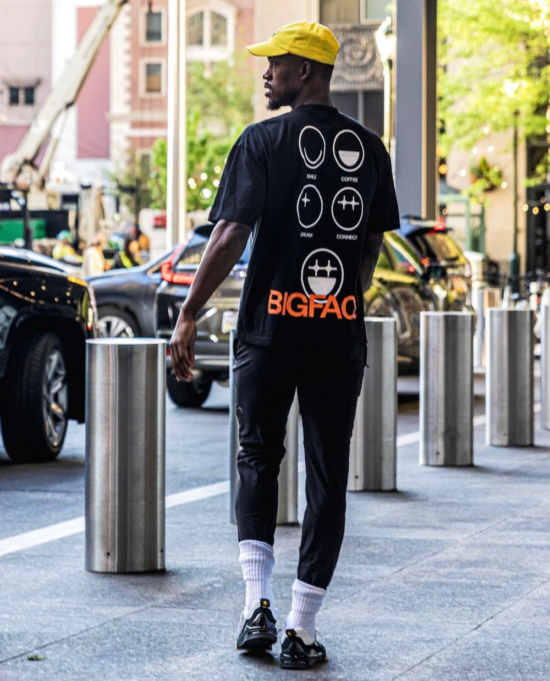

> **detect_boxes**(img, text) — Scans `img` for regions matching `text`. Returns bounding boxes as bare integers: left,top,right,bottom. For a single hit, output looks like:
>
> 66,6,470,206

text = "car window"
176,234,208,267
386,235,424,275
414,233,466,264
376,245,392,270
146,248,175,274
175,233,250,269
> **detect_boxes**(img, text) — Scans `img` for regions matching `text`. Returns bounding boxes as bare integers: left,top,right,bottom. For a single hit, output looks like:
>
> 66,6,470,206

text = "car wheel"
97,306,139,338
1,333,68,463
166,372,212,408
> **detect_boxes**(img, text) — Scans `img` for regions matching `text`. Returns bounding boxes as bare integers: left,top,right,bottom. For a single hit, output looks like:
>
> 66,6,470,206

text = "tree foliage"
438,0,550,182
148,56,254,212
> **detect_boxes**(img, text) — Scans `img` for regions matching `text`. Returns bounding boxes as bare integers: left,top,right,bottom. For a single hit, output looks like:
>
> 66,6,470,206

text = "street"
1,377,550,680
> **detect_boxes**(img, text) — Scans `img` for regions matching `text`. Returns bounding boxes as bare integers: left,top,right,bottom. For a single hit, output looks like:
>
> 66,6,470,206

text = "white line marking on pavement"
0,404,542,559
0,480,230,559
0,517,85,558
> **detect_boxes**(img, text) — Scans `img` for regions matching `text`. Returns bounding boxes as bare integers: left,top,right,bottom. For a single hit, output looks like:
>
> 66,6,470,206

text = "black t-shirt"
209,104,400,347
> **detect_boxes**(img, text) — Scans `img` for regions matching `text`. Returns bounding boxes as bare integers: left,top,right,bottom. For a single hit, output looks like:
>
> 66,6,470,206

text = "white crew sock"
239,540,277,620
285,578,326,642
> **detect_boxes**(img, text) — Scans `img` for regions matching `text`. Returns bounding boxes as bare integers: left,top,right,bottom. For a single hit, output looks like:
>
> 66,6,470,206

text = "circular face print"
333,129,365,172
301,248,344,300
299,126,326,169
331,187,364,231
297,184,323,228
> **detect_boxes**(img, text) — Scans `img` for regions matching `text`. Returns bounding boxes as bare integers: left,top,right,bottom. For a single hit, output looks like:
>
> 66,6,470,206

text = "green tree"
438,0,550,185
149,108,237,212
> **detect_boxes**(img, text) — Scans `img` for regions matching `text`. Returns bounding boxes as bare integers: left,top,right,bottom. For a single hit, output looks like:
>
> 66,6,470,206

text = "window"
376,245,392,270
188,11,204,46
320,0,359,24
145,11,163,42
211,12,227,46
23,86,35,106
187,5,235,61
177,232,250,268
386,237,423,275
361,0,391,22
145,62,162,93
7,85,36,106
8,87,19,106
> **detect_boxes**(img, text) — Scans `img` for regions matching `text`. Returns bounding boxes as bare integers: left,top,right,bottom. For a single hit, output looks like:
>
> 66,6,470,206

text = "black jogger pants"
233,340,365,589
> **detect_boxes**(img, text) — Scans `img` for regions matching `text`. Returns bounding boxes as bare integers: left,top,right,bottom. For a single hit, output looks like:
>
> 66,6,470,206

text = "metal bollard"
229,331,299,525
542,299,550,430
349,318,397,491
85,339,166,573
420,312,474,466
472,284,502,370
486,309,534,446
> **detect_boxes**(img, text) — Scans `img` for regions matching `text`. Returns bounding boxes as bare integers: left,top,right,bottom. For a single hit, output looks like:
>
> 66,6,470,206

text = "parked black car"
0,248,96,462
155,225,440,407
85,249,175,338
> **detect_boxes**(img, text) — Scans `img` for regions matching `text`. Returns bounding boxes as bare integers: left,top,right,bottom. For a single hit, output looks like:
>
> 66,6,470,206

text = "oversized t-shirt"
209,104,400,347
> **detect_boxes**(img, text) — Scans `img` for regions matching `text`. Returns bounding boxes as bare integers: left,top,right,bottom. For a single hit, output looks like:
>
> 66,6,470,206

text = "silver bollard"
486,309,534,446
229,331,299,525
541,300,550,430
420,312,474,466
472,284,502,370
85,339,166,573
349,318,397,491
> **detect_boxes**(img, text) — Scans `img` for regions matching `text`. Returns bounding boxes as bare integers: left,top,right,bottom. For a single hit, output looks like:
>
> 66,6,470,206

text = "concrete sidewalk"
1,395,550,679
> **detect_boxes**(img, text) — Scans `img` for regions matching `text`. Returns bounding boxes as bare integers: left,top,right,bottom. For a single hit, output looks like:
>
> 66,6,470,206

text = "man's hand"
170,311,197,382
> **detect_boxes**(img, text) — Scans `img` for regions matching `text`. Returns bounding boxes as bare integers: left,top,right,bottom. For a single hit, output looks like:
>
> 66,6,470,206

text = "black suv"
0,248,97,462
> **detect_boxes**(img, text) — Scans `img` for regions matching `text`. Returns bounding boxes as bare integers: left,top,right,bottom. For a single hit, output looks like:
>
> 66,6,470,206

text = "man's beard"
267,96,282,111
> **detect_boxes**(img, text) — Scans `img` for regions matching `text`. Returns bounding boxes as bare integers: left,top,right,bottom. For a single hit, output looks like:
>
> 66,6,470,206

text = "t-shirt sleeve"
365,144,401,234
208,125,269,229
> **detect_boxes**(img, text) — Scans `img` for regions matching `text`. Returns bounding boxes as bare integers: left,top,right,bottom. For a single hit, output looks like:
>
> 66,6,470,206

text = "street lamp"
375,16,396,158
503,78,521,291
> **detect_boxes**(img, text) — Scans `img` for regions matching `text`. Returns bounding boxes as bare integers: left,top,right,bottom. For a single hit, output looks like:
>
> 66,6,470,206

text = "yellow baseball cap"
247,21,340,66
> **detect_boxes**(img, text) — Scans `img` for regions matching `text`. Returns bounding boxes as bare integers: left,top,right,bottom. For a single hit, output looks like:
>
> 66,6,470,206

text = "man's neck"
290,89,333,110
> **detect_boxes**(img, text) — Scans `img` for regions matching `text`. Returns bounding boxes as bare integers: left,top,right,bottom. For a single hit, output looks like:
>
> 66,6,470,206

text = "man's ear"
299,60,312,81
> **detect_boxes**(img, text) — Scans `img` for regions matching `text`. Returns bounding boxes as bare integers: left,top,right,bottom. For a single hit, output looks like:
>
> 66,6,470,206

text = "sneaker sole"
236,631,277,651
280,653,327,669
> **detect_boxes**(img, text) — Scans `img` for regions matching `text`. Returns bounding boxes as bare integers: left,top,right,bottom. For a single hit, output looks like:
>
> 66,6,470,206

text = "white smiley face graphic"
331,187,364,231
301,248,344,299
299,126,326,169
333,129,365,172
297,184,323,228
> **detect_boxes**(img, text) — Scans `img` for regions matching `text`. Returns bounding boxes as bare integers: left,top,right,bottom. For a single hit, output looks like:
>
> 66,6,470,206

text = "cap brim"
246,40,288,57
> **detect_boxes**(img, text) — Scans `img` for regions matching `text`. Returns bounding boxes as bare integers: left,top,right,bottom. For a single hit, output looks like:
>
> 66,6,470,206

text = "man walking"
170,21,400,669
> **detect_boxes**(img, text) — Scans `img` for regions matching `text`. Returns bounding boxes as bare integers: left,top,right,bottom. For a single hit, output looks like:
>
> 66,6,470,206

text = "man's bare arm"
360,232,384,293
170,219,252,382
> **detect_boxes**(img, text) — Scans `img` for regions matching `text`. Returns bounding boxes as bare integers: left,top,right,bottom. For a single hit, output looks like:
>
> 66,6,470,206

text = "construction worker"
52,230,76,261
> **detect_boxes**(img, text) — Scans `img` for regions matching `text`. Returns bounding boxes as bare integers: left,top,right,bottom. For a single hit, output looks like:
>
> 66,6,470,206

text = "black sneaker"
236,599,278,651
280,628,328,670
